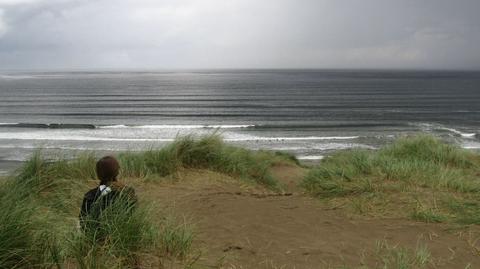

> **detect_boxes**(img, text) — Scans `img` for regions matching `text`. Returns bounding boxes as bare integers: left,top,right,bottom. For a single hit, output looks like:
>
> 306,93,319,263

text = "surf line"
0,134,359,142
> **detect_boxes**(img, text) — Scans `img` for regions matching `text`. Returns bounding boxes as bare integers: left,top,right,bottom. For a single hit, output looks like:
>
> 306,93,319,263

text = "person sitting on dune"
79,156,137,231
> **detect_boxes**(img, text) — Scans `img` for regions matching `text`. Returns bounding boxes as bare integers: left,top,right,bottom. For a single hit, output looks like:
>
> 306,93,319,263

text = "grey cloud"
0,0,479,70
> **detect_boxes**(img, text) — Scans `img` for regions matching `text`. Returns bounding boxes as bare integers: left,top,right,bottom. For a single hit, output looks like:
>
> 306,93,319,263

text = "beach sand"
134,165,480,268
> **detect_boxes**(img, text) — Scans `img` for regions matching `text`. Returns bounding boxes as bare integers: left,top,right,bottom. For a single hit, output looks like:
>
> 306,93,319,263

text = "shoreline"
1,142,477,177
0,160,23,176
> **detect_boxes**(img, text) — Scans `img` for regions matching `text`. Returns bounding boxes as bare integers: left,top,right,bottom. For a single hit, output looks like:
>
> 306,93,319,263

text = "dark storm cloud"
0,0,479,70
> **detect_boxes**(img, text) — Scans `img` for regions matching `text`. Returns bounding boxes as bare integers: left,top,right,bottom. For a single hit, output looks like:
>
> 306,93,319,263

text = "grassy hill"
1,135,479,268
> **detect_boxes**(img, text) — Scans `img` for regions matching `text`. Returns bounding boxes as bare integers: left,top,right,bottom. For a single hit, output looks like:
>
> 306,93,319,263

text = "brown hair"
96,156,120,184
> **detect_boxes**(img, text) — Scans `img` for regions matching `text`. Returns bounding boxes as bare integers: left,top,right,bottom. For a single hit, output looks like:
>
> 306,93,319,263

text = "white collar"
99,185,112,196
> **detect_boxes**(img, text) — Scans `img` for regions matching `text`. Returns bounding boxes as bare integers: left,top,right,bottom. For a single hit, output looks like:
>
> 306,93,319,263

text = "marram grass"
0,182,36,268
301,135,480,224
118,134,295,188
1,164,196,268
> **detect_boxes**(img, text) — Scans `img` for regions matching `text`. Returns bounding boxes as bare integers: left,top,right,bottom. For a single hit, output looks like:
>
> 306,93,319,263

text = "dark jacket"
79,182,137,231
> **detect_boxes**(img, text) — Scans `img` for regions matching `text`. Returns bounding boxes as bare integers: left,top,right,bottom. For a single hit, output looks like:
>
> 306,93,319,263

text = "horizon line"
1,67,480,73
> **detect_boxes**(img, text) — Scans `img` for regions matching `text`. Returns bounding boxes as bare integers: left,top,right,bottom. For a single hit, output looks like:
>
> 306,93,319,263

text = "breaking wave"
411,122,476,138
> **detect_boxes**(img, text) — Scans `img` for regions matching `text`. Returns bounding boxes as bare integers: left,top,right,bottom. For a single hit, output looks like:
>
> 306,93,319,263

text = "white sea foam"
98,124,128,129
0,142,379,152
226,136,359,142
0,142,375,156
462,142,480,149
0,132,359,142
441,127,476,138
0,75,35,80
412,122,476,138
463,146,480,149
270,143,375,151
297,155,324,160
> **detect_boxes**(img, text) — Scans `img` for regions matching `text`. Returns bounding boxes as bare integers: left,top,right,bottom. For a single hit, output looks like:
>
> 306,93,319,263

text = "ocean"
1,69,479,174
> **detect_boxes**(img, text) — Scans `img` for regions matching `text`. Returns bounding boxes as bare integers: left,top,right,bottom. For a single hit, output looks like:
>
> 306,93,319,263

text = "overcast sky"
0,0,479,70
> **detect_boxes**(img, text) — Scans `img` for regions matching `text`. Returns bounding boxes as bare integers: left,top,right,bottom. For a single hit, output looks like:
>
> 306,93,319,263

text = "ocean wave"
0,122,408,129
0,74,36,80
0,132,359,142
0,123,96,129
226,136,359,141
253,123,405,129
0,123,255,130
0,142,373,152
462,142,480,149
441,127,476,138
98,124,255,129
270,143,375,151
463,146,480,149
411,122,476,138
0,122,406,130
297,155,324,160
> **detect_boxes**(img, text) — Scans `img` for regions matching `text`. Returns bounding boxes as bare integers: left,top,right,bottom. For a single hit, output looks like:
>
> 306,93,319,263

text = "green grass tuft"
158,215,194,258
410,207,446,223
0,176,69,268
374,240,431,269
0,182,36,268
118,134,288,188
301,135,480,223
337,240,432,269
380,135,474,168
